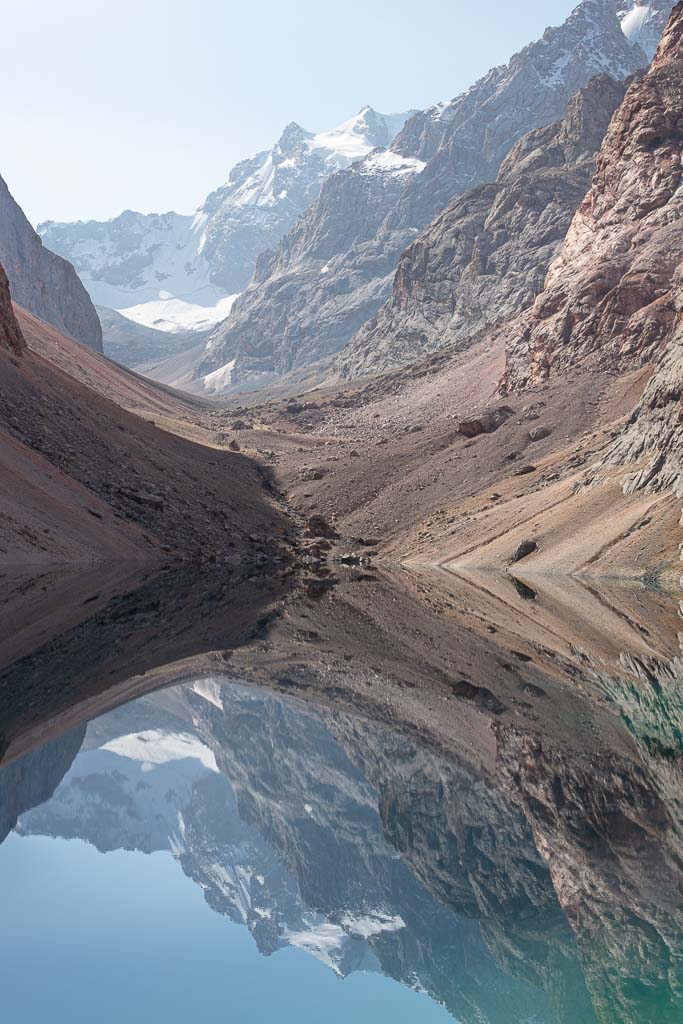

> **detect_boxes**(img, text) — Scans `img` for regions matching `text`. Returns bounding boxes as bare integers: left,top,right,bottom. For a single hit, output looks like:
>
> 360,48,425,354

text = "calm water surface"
0,569,681,1023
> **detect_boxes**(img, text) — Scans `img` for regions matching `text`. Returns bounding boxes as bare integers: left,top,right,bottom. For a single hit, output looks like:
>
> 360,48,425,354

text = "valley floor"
197,340,683,586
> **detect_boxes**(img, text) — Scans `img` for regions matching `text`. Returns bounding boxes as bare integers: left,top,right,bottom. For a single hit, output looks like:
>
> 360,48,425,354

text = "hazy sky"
1,0,577,226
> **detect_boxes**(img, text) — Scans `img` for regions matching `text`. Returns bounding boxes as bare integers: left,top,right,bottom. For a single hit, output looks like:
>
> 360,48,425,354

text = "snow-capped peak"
618,1,673,60
40,105,416,344
308,106,414,163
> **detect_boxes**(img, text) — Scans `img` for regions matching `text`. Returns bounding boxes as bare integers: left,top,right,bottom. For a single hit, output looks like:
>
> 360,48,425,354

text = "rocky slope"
40,108,410,361
202,1,669,389
0,274,290,564
0,175,102,353
339,74,628,378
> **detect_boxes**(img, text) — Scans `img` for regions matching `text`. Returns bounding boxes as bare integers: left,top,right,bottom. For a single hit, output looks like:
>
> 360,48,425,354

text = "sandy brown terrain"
198,338,681,584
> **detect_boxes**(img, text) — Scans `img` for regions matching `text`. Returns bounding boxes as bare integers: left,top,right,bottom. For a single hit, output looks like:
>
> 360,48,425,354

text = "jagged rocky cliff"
196,108,412,294
339,74,628,378
499,3,682,507
203,1,669,388
0,176,102,352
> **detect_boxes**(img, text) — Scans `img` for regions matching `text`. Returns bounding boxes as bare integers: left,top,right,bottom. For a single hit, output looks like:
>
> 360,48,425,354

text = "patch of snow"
341,912,406,939
200,358,236,394
192,679,225,710
362,151,426,177
119,292,239,333
620,3,654,44
541,50,573,87
285,922,349,973
101,730,219,773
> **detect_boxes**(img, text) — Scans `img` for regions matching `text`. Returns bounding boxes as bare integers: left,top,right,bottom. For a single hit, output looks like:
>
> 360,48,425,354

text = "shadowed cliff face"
0,726,84,845
0,175,102,353
0,262,25,357
1,566,681,1023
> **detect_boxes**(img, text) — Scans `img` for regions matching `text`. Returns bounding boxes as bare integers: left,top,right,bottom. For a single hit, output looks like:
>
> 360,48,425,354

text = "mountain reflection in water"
0,567,681,1023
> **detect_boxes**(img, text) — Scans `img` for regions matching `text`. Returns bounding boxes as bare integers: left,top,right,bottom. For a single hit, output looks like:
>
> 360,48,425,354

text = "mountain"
502,2,683,500
196,107,414,294
338,73,628,378
38,209,236,337
0,175,102,353
201,0,671,390
39,108,412,363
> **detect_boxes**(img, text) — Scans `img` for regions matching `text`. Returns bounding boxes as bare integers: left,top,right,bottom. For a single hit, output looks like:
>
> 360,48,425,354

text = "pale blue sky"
0,0,577,225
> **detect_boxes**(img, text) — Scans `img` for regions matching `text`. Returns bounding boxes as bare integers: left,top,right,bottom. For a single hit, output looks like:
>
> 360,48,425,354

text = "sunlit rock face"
503,4,683,392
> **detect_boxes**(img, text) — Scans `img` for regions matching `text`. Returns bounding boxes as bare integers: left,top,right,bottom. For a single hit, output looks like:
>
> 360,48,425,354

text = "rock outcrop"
0,175,102,352
339,74,628,378
203,1,667,389
199,151,425,383
0,261,25,356
503,4,683,390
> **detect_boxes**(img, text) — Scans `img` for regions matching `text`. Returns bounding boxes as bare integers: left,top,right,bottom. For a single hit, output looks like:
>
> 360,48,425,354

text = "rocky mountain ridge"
338,73,629,378
0,175,102,353
39,108,411,359
202,0,671,390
